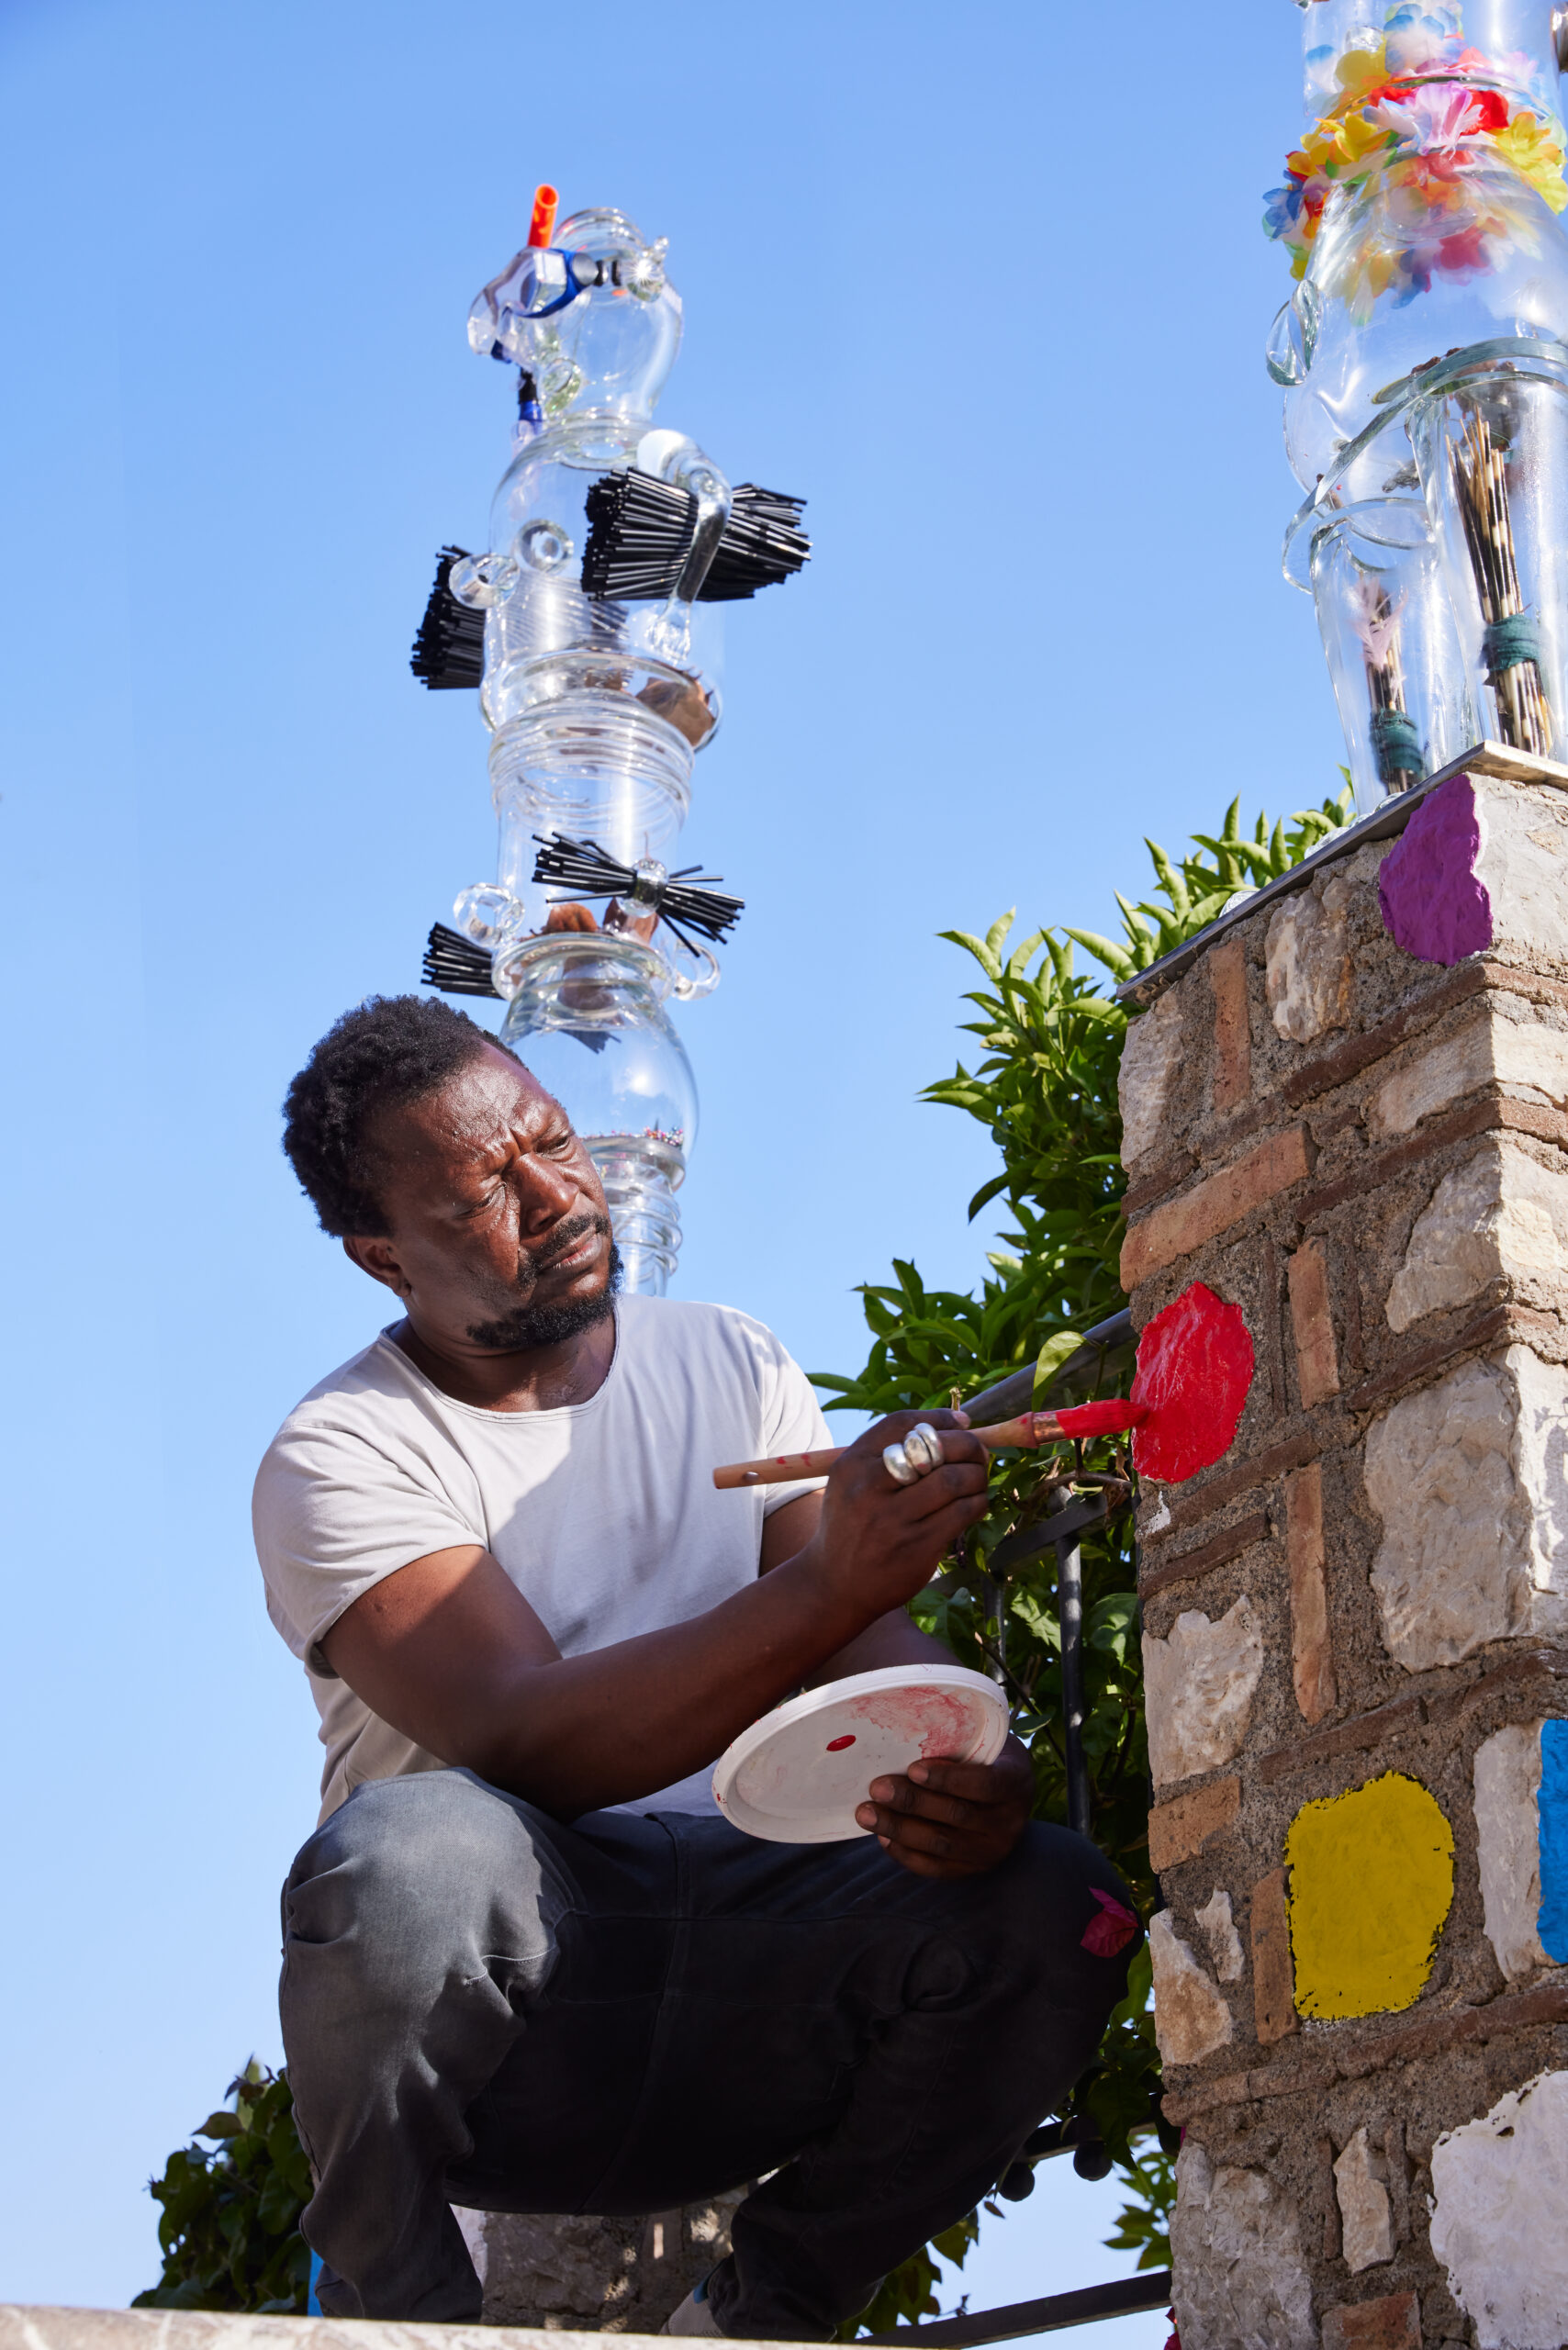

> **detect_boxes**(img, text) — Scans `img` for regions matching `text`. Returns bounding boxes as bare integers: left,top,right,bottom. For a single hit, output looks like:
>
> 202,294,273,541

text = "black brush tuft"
532,834,744,956
411,548,486,688
423,922,499,996
579,474,809,603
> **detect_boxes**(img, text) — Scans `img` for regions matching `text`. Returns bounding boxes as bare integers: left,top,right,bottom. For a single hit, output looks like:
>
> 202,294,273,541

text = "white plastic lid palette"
711,1665,1011,1844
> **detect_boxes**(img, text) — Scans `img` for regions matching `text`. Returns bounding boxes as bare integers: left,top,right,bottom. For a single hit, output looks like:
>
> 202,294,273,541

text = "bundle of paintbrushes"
1453,408,1554,757
579,472,810,602
410,548,486,689
532,834,744,952
1356,580,1423,790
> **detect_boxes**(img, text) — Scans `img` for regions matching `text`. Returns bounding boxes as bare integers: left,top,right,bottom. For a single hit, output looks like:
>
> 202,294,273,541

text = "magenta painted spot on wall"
1377,775,1493,966
1131,1281,1254,1483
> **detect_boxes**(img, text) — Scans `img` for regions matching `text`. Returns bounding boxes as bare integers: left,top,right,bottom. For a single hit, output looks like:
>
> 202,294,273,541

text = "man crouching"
254,994,1137,2340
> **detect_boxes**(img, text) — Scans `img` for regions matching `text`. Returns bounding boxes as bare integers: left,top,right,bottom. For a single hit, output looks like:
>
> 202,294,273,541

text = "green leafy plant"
134,2061,311,2312
819,791,1350,2330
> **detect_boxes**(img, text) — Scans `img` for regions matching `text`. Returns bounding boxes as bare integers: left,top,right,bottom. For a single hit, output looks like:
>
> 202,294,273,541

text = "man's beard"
465,1229,622,1350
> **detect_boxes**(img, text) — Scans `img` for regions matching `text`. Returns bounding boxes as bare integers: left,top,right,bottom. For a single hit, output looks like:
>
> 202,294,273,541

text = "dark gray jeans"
280,1768,1136,2339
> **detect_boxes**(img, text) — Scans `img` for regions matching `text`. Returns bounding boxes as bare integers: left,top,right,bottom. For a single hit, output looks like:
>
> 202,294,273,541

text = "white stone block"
1119,988,1184,1165
1370,1013,1568,1140
1143,1596,1264,1787
1195,1886,1246,1982
1170,2141,1316,2350
1364,1348,1568,1670
1386,1141,1568,1331
1334,2127,1394,2274
1149,1910,1234,2066
1266,872,1354,1042
1475,780,1568,978
1473,1721,1549,1982
1430,2069,1568,2350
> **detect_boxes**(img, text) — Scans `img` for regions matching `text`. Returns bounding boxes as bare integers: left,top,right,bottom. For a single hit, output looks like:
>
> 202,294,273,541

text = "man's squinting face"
350,1046,616,1352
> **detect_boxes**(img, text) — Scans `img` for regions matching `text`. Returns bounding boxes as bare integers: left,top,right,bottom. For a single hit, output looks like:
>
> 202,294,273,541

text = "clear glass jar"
1268,1,1568,486
1412,346,1568,752
1296,492,1477,810
498,934,695,1298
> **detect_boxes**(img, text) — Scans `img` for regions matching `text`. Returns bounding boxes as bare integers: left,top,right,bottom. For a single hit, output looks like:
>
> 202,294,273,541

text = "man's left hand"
855,1735,1035,1878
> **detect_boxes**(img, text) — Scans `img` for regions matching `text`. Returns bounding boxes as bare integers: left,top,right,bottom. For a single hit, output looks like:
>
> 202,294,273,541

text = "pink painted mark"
1054,1398,1148,1440
825,1734,857,1751
1131,1281,1254,1484
1081,1886,1139,1956
848,1687,978,1761
1377,774,1493,966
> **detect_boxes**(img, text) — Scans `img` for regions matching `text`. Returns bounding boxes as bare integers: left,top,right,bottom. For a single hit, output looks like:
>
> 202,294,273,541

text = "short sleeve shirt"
252,1296,830,1820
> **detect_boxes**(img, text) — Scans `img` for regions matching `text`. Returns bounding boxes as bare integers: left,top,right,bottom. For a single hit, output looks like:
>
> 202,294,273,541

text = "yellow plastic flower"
1334,40,1390,100
1493,112,1568,212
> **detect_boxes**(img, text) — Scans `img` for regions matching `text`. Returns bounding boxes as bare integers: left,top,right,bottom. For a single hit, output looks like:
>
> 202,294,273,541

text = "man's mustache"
530,1212,611,1278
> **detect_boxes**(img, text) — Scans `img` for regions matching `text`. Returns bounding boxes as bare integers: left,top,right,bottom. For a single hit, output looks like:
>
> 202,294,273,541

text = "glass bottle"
1267,1,1568,490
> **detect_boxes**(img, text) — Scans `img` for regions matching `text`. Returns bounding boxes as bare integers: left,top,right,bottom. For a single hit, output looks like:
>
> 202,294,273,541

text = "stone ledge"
0,2313,802,2350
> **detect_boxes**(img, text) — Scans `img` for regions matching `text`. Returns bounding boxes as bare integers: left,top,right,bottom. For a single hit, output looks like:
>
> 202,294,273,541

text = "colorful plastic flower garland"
1264,29,1567,287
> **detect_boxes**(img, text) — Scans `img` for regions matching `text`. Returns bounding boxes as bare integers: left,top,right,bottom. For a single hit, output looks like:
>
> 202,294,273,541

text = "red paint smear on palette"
825,1734,857,1751
1131,1281,1253,1483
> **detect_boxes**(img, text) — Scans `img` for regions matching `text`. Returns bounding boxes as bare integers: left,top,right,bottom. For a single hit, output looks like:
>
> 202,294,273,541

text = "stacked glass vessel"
1269,0,1568,808
446,208,735,1294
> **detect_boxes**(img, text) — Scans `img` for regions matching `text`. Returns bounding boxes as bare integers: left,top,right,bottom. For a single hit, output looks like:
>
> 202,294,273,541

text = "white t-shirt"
253,1296,830,1823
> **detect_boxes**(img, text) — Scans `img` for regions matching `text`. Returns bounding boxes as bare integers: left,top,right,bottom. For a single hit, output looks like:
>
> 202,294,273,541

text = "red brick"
1288,1236,1341,1404
1211,938,1252,1114
1251,1867,1298,2044
1148,1775,1241,1872
1284,1461,1338,1725
1320,2293,1421,2350
1120,1125,1314,1288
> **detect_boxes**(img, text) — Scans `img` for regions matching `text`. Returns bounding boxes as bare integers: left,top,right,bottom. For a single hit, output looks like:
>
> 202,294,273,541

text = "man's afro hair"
282,994,517,1237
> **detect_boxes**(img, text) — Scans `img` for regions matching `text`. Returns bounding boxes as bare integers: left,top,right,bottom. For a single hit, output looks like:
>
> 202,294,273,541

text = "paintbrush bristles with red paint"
711,1399,1148,1491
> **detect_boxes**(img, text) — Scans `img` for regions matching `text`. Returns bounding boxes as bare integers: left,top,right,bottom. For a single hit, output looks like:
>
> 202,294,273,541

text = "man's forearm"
414,1549,885,1817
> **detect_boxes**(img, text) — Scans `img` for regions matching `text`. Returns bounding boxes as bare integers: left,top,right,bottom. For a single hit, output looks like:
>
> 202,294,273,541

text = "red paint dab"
826,1734,857,1751
1131,1281,1253,1483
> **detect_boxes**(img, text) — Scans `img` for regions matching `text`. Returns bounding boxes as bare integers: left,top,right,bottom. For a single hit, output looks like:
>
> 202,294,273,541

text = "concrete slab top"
0,2311,800,2350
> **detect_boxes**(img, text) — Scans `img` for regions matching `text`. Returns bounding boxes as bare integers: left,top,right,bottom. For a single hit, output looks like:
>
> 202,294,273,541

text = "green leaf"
1032,1328,1085,1397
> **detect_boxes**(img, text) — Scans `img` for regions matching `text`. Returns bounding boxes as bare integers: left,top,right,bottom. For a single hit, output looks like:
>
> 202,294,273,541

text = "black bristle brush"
579,476,809,603
422,922,498,996
532,834,744,954
410,548,487,688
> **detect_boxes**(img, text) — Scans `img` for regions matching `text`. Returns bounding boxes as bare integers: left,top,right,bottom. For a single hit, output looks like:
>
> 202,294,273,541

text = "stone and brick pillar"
1118,748,1568,2350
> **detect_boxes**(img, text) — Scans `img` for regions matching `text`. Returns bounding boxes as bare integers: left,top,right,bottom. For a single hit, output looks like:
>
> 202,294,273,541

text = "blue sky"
0,0,1336,2324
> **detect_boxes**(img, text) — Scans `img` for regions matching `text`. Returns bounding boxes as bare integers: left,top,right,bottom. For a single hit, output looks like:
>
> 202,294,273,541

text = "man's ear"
342,1234,409,1297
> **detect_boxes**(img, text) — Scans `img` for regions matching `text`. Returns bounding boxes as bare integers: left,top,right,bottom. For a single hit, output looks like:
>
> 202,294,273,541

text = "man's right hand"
797,1408,991,1614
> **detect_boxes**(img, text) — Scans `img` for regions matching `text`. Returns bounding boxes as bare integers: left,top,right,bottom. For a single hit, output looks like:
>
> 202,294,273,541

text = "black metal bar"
990,1492,1107,1579
1056,1516,1090,1838
861,2268,1172,2346
963,1310,1135,1428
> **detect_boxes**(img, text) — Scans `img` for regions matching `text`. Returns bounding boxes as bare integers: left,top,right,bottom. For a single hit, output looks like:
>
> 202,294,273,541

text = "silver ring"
884,1422,944,1485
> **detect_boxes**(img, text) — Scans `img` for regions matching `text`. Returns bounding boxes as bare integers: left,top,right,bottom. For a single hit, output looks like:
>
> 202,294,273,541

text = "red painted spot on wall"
1131,1281,1254,1483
